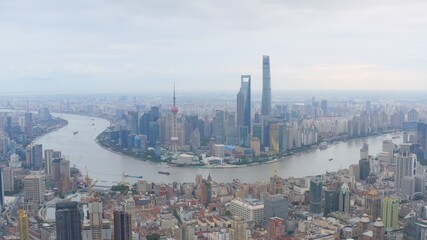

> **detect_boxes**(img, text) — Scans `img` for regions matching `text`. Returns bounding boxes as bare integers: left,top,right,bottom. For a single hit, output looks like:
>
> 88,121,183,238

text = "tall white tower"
171,83,179,154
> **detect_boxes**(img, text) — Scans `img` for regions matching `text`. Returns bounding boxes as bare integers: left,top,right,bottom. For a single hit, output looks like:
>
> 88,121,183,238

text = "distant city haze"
1,0,427,94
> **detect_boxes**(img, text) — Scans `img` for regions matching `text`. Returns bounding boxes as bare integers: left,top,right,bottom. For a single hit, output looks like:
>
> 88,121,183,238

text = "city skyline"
1,0,427,94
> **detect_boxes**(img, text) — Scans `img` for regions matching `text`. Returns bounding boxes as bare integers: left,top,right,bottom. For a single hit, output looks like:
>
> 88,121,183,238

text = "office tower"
226,113,237,145
119,129,130,148
382,139,394,163
359,160,370,181
150,106,160,122
239,126,249,147
324,189,339,216
261,56,271,116
148,122,159,147
123,195,136,227
139,113,151,136
212,110,225,144
359,144,370,181
269,123,280,154
415,175,426,194
261,116,270,148
253,124,262,141
2,167,14,192
52,158,63,183
31,144,43,169
190,128,201,148
230,216,248,240
415,206,427,239
24,171,45,204
128,111,139,135
56,201,82,240
89,200,103,240
267,217,285,240
382,197,399,229
19,209,29,240
157,117,166,144
114,209,132,240
9,153,20,168
401,176,415,198
395,143,417,192
338,183,350,213
360,143,369,160
25,145,32,168
320,99,328,116
310,176,322,214
44,149,54,175
59,159,71,195
199,179,211,207
408,109,419,122
365,188,382,221
171,84,179,153
214,144,225,158
24,112,33,138
237,75,251,139
263,195,288,227
279,124,288,153
0,168,4,209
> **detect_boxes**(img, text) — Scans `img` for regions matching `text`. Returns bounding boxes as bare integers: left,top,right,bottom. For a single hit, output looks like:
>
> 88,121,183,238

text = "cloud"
0,0,426,93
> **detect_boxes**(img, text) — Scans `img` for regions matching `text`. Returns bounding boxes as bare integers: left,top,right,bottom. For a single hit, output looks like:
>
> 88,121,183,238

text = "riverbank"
94,122,398,169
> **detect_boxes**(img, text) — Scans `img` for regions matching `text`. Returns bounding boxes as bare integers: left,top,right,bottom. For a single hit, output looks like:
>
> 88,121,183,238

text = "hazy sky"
1,0,426,94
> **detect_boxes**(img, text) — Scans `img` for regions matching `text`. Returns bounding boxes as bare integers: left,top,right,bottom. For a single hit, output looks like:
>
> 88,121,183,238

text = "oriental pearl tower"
171,83,179,154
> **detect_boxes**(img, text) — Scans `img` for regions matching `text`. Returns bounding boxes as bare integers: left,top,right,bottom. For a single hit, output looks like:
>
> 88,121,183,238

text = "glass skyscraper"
237,75,251,147
310,176,323,214
261,55,271,116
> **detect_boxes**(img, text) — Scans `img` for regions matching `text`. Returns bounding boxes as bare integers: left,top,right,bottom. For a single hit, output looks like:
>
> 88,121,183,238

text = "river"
34,113,402,184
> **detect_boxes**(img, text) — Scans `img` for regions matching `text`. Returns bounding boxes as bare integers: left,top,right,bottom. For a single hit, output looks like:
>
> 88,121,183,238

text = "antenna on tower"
173,81,176,107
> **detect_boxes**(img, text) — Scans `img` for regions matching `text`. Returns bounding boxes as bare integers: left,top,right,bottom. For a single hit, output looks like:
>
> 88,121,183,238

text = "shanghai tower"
261,55,271,116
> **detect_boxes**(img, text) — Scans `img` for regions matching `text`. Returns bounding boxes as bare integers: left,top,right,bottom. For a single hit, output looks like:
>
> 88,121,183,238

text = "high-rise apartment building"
395,143,417,192
382,196,399,229
230,216,248,240
261,55,271,116
56,201,82,240
89,200,103,240
267,217,285,240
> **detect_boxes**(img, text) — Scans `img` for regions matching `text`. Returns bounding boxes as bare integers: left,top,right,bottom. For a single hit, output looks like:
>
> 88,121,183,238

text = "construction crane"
85,166,94,195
